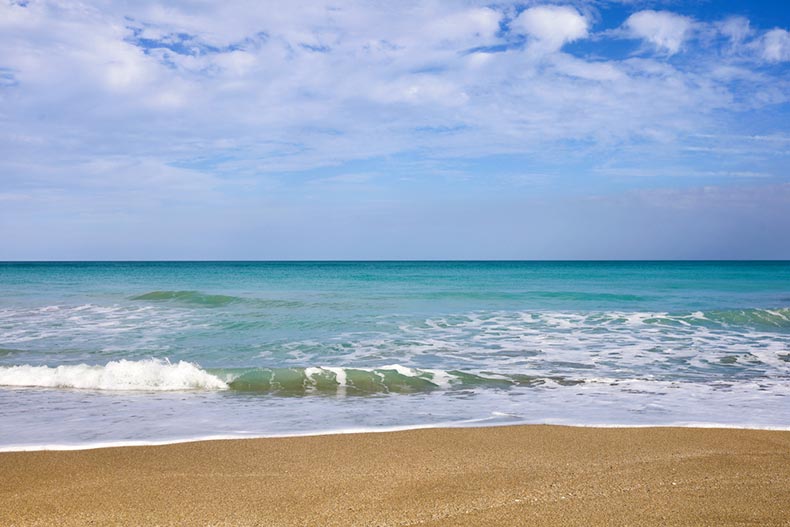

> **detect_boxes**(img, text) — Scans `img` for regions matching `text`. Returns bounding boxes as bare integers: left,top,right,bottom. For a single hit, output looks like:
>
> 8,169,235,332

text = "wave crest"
0,361,581,394
0,359,228,391
130,291,241,307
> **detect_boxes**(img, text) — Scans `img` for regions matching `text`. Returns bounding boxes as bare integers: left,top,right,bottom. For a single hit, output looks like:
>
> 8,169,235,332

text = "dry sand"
2,425,789,526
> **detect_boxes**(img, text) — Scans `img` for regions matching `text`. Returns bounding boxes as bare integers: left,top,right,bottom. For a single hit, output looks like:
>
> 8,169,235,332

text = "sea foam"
0,359,228,391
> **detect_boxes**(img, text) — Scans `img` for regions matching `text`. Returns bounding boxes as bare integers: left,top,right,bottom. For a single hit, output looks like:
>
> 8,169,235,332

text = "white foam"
0,359,228,391
320,366,348,395
425,368,455,389
303,367,323,383
379,364,419,377
321,366,347,386
303,366,322,393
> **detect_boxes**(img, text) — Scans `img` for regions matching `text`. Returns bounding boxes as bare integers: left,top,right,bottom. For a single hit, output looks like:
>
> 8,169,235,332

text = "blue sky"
0,0,789,260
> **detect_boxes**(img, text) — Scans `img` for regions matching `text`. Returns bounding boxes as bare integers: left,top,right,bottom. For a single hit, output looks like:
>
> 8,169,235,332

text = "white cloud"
511,5,588,52
718,16,751,47
551,54,625,82
369,75,469,106
761,28,790,62
625,10,693,55
0,0,786,187
427,7,502,46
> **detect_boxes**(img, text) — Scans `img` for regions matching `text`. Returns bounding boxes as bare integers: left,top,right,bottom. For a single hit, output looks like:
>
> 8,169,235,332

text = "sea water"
0,261,788,450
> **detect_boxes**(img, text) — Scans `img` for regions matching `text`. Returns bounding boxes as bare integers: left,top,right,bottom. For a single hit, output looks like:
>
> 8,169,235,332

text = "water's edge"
4,420,790,453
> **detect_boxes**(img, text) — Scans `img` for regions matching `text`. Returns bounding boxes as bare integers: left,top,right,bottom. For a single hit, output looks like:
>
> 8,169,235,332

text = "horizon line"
1,259,789,264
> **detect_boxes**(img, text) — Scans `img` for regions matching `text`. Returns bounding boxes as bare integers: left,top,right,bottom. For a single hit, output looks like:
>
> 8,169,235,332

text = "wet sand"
2,425,789,526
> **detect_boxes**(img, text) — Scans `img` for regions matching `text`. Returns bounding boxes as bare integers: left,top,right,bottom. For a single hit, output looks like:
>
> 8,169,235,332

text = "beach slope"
2,425,789,526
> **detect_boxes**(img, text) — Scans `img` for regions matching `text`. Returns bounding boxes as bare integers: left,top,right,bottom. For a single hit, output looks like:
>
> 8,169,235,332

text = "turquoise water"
1,261,788,449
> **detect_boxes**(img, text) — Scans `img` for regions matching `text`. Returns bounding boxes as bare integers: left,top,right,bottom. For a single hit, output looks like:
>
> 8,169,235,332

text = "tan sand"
1,425,789,526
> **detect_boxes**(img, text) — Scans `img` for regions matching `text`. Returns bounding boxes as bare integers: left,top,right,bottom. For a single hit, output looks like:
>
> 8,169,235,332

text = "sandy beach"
2,425,789,526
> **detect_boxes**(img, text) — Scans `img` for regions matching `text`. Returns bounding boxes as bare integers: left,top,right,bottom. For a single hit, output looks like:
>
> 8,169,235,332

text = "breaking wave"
218,366,583,394
0,360,587,394
2,359,787,398
0,359,228,391
693,308,790,329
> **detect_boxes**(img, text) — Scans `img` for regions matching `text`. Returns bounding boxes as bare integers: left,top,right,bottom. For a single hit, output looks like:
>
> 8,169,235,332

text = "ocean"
0,261,788,450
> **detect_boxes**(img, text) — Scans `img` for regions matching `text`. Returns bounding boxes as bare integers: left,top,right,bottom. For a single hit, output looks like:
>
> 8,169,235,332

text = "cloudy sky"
1,0,789,259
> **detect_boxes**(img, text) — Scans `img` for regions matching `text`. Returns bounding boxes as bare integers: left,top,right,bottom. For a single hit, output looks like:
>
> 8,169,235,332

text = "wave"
611,307,790,330
699,308,790,329
438,307,790,330
218,366,581,394
0,359,228,391
129,290,311,309
1,359,787,398
130,291,242,307
0,360,586,394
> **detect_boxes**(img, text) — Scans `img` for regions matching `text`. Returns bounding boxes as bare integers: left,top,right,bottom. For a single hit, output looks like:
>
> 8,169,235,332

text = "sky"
0,0,789,260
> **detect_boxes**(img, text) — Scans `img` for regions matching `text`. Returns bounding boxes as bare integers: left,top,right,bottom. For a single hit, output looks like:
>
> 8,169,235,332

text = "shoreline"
2,424,789,526
3,420,790,453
